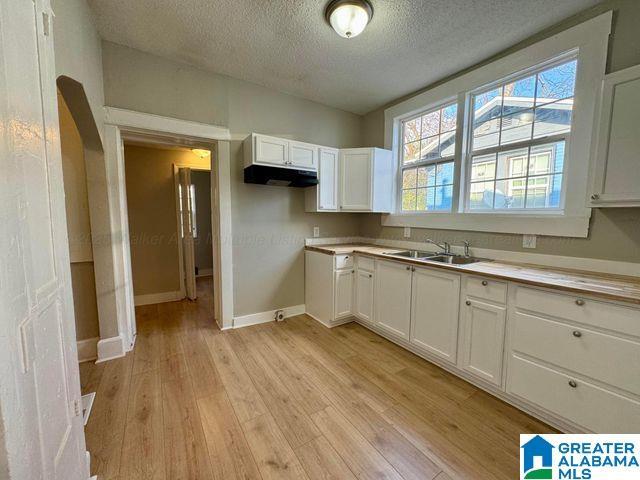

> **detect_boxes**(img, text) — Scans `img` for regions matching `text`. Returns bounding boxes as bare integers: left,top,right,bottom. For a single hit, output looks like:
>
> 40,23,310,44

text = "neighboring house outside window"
401,102,457,212
466,58,575,212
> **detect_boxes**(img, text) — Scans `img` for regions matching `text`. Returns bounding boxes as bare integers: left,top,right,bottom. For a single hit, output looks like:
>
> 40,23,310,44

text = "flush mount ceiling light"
325,0,373,39
191,148,210,158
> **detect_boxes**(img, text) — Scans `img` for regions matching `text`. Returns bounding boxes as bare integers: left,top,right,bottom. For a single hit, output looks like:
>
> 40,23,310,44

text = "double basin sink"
385,250,489,265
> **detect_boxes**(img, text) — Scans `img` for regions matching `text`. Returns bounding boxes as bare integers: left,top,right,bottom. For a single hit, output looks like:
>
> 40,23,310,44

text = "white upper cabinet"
410,267,460,364
244,133,316,171
289,140,318,170
589,64,640,207
306,147,339,211
339,148,393,212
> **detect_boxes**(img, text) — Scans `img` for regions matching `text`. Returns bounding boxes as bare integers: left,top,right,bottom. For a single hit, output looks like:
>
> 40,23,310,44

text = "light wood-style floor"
80,277,554,480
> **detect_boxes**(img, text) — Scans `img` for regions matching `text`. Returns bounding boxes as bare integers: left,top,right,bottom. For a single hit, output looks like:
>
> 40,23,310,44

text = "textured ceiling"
87,0,600,114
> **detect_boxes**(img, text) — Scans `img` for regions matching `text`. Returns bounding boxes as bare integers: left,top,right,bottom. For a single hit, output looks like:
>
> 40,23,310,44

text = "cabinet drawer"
465,276,507,304
514,286,640,337
334,254,354,270
507,354,640,433
512,312,640,396
357,255,375,272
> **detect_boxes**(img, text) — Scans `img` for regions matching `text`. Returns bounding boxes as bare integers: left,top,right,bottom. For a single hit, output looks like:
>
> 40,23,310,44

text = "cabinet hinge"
73,398,82,417
42,12,50,36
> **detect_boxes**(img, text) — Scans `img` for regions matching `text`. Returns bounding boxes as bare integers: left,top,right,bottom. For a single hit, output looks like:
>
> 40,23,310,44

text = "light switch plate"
313,226,320,238
404,227,411,238
523,234,537,249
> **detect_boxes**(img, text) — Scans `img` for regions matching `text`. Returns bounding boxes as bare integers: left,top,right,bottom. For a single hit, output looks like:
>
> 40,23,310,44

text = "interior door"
0,0,88,478
179,168,197,300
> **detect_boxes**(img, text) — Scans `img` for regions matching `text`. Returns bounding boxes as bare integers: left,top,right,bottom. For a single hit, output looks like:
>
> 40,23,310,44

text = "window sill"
381,211,591,237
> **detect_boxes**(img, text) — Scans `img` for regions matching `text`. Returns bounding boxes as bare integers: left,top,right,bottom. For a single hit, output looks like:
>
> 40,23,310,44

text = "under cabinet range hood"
244,165,318,187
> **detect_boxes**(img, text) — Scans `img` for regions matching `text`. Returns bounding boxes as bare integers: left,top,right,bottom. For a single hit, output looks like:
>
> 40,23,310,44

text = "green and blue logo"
520,434,640,480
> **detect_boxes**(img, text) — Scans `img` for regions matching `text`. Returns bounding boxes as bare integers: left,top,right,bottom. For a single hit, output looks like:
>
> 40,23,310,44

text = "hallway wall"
124,144,210,299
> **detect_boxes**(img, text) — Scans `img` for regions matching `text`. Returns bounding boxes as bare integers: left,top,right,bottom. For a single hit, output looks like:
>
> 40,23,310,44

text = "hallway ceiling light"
192,148,210,158
325,0,373,39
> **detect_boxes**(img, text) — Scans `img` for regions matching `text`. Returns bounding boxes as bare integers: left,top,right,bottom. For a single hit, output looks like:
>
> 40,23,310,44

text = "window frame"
382,12,611,237
461,52,577,214
398,99,459,213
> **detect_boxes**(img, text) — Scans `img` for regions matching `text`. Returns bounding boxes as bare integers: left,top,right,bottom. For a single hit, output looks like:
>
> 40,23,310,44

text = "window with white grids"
466,57,577,211
400,102,457,211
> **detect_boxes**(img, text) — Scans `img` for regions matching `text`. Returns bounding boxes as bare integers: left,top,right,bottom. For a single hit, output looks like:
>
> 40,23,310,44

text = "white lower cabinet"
334,269,354,319
410,267,460,364
458,298,506,386
355,268,374,324
306,250,640,433
374,260,412,340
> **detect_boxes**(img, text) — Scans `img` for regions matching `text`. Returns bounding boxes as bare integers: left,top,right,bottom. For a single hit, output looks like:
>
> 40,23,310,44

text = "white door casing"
0,0,88,478
179,168,197,300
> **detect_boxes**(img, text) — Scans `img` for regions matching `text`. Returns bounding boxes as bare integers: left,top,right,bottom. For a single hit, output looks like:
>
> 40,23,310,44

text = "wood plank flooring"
81,277,554,480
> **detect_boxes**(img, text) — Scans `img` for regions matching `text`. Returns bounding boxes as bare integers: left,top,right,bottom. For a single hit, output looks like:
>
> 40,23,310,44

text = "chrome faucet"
462,240,470,257
425,238,451,254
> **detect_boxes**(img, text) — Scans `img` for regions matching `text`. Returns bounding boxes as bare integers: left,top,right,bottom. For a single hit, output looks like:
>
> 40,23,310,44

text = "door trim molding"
96,335,126,363
76,337,99,363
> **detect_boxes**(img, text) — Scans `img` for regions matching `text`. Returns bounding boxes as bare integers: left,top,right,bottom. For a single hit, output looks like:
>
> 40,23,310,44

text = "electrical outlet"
313,226,320,238
523,234,537,249
403,227,411,238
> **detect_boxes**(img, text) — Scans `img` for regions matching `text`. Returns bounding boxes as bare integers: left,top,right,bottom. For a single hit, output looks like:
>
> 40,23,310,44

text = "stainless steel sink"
424,255,489,265
388,250,437,259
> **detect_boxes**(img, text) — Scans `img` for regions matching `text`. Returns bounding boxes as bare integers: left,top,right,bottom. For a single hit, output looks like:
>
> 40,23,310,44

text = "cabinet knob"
411,267,416,272
572,330,582,338
465,300,471,306
568,380,578,388
481,280,488,286
368,274,372,278
406,266,411,271
575,299,585,306
591,193,600,200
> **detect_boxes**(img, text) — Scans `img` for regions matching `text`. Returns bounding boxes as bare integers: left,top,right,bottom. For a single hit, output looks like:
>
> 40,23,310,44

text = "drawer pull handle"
575,299,585,306
481,280,488,286
572,330,582,338
465,300,471,306
568,380,578,388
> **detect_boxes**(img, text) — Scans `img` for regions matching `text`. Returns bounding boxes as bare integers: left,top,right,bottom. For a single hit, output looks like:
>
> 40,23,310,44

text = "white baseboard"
134,290,183,306
233,304,305,329
96,335,126,363
197,268,213,277
76,337,99,363
306,312,355,329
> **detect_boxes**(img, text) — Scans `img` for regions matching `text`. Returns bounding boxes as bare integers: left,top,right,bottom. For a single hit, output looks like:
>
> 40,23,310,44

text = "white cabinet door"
340,149,372,211
375,260,412,339
355,269,374,324
590,65,640,207
318,147,338,210
334,269,354,319
255,134,289,166
459,298,506,386
289,140,317,170
410,267,460,364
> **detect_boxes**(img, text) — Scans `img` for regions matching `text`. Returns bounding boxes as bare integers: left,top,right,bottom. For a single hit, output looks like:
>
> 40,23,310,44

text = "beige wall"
125,144,211,297
191,170,213,274
104,42,363,316
360,0,640,263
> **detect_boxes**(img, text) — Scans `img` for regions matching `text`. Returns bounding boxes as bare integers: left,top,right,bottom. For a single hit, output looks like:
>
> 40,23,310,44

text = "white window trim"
382,12,612,237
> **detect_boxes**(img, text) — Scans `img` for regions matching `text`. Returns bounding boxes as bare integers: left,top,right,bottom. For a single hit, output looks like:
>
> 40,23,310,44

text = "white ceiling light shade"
325,0,373,39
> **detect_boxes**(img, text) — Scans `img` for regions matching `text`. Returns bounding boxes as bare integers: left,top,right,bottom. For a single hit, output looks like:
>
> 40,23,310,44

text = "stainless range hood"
243,165,318,188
